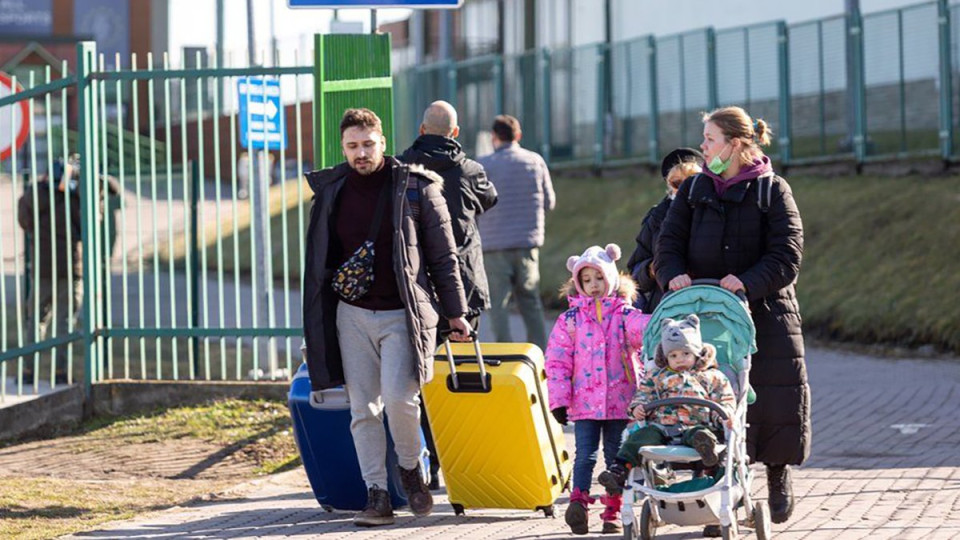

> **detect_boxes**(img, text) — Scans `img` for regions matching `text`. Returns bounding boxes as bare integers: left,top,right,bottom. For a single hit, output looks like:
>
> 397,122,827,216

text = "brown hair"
666,161,702,192
492,114,521,142
340,108,383,136
701,106,771,164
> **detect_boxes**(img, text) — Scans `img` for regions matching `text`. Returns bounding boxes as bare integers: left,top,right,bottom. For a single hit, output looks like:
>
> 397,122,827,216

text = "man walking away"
477,114,555,350
400,100,498,490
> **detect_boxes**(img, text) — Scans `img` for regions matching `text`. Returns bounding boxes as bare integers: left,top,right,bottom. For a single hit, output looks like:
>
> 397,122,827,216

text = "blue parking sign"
238,77,287,150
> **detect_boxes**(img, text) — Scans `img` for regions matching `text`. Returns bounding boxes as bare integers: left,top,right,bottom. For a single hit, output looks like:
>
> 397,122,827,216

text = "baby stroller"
620,280,771,540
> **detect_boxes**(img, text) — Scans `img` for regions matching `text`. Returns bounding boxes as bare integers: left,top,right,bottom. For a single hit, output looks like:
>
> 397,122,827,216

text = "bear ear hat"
683,314,700,327
566,255,580,273
661,317,676,329
605,243,622,262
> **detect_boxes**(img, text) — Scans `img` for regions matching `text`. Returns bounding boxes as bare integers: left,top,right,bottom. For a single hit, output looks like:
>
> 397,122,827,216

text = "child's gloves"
551,407,568,426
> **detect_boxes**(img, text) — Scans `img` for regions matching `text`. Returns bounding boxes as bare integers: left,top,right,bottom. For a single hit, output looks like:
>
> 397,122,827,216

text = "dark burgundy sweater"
333,160,403,310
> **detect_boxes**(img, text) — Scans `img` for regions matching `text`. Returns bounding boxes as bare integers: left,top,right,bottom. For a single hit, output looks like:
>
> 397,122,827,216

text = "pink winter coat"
545,287,650,421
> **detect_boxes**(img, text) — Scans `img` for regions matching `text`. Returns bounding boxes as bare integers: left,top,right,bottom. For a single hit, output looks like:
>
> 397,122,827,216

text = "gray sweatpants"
337,302,422,490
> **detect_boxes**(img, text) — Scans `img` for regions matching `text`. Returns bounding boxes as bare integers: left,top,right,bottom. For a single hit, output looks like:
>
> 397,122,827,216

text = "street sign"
238,76,287,150
289,0,463,8
0,72,29,161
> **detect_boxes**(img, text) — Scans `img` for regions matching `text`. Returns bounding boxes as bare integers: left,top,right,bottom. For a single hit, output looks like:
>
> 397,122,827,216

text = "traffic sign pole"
238,76,285,378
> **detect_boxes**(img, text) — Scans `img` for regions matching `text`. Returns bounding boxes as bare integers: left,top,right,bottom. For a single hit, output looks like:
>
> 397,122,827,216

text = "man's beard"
351,156,382,175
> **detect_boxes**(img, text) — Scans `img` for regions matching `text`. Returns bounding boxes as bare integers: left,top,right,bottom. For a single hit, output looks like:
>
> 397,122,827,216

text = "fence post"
76,41,97,400
447,60,458,107
848,4,867,166
189,159,200,376
539,47,552,162
494,55,504,115
777,21,793,166
595,44,607,169
648,36,659,165
938,0,954,161
706,28,718,111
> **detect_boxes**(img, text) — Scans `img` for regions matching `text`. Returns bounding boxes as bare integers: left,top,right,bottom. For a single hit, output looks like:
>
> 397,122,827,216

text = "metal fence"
1,42,314,402
394,0,960,168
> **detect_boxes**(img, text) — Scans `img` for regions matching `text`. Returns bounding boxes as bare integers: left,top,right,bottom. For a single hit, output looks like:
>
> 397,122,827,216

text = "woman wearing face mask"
655,106,808,527
626,148,703,312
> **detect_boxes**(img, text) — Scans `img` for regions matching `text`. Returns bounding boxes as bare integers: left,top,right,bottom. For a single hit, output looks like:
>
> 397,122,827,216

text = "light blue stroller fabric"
641,285,757,400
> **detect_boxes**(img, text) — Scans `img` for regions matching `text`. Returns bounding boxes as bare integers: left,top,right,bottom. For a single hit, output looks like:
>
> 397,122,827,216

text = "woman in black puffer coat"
655,106,809,526
626,148,702,312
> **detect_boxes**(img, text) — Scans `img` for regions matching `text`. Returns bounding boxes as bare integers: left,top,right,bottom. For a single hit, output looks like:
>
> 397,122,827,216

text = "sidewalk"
65,312,960,539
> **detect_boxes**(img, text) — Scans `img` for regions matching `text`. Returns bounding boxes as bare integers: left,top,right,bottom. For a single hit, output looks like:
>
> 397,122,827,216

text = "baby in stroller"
598,314,734,492
597,282,772,539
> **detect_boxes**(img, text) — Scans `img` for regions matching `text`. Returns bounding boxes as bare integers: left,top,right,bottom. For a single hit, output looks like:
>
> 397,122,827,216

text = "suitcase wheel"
452,503,466,516
537,504,556,518
321,504,333,513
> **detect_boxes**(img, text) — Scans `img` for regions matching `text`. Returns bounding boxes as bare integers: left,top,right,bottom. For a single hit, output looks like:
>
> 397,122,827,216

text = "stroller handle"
643,397,731,421
666,278,748,304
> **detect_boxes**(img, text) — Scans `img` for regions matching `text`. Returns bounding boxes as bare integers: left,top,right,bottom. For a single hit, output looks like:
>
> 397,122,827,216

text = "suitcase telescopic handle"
442,330,486,391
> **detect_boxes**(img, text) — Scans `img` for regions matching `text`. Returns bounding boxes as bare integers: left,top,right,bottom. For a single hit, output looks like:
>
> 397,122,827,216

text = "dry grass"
0,398,300,539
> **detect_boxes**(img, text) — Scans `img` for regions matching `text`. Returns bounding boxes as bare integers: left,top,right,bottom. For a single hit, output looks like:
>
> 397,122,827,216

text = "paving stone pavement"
65,341,960,540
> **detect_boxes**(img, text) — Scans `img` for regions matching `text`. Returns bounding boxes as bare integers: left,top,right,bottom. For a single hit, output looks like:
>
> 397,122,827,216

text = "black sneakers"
598,462,629,493
691,430,720,467
354,486,394,527
399,464,434,516
767,464,795,523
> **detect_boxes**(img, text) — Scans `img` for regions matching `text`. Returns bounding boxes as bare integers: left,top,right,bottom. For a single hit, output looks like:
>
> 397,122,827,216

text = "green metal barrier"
393,0,958,169
313,33,394,168
0,35,402,403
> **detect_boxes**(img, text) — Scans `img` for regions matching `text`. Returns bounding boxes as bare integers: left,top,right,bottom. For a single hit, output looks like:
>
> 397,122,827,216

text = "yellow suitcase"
422,340,572,516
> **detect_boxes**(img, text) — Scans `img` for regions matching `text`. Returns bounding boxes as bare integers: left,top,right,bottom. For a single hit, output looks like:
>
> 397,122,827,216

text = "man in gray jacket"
477,114,555,349
303,108,471,527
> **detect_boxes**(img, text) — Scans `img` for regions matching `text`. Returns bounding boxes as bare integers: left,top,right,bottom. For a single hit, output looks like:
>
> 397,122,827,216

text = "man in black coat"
400,100,498,327
400,100,498,490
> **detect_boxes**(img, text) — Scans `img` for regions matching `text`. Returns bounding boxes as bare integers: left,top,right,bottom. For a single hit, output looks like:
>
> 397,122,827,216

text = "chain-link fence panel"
863,3,940,157
656,30,711,154
788,16,850,161
609,36,655,162
716,23,783,157
502,50,543,157
455,56,501,158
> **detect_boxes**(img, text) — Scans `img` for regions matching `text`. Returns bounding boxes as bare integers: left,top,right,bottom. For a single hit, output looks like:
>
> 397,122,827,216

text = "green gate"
0,35,393,403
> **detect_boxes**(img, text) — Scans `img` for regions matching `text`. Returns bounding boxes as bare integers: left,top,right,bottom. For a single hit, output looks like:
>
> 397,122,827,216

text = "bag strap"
686,174,702,208
687,172,774,213
365,181,391,241
756,174,773,213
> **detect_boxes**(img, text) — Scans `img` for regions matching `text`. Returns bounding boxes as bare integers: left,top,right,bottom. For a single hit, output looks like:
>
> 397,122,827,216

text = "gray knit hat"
659,314,703,357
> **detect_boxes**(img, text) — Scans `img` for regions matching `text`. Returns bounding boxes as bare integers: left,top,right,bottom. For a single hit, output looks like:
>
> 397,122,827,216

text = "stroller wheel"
638,499,656,540
752,500,772,540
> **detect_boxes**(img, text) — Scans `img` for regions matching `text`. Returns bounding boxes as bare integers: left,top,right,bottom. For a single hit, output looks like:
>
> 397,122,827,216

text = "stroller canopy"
642,285,757,395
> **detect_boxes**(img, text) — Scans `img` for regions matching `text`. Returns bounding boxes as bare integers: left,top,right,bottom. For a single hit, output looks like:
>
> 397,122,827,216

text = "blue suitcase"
289,362,429,511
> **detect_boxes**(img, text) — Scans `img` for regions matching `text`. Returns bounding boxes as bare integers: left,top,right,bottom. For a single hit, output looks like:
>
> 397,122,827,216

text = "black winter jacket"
302,157,467,392
400,135,498,317
655,172,810,466
626,195,671,312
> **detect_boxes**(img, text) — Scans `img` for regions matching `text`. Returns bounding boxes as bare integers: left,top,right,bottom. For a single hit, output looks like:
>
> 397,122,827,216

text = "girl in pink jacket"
545,243,650,535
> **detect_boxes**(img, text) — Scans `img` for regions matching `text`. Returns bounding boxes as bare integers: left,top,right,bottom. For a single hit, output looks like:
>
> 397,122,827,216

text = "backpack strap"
686,174,702,208
756,174,773,214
